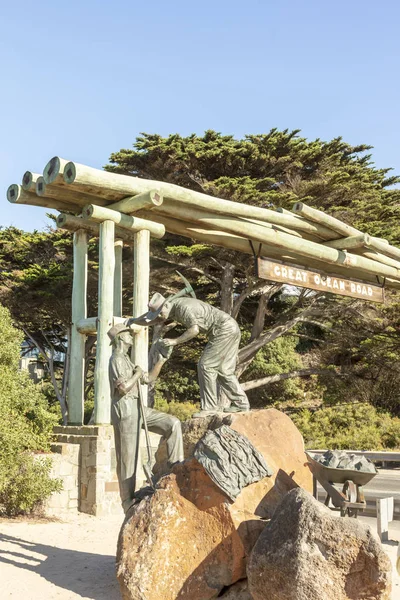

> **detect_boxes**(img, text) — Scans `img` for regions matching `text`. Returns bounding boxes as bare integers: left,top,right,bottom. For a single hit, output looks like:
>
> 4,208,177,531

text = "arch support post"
94,220,115,424
132,229,150,405
68,229,88,425
114,240,123,317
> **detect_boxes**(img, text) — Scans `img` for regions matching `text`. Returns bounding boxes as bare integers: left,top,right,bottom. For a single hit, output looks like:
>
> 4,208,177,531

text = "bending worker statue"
108,323,184,513
130,280,250,417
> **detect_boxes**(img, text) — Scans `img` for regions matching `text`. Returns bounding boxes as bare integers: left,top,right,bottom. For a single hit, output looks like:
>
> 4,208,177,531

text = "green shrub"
292,403,400,450
154,395,199,421
0,305,61,516
243,334,305,407
0,455,62,516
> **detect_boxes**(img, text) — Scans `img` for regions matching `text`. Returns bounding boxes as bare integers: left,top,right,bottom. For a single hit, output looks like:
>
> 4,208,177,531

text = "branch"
41,330,68,425
241,368,329,391
20,326,49,363
239,303,322,366
153,256,221,285
232,281,280,319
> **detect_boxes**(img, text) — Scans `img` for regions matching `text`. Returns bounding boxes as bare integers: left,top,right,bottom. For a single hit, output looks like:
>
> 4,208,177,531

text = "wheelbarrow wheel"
342,480,358,518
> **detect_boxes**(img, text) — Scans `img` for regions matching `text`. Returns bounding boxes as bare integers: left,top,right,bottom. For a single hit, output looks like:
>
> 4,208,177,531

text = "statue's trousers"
197,318,249,411
111,397,183,511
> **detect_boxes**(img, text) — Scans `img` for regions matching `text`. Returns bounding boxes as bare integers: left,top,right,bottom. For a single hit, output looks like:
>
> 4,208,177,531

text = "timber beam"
8,184,78,213
109,190,164,214
56,213,135,245
82,204,165,238
76,316,141,335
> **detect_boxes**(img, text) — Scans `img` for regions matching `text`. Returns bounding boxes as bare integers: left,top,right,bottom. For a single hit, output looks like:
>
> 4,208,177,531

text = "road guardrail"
309,450,400,464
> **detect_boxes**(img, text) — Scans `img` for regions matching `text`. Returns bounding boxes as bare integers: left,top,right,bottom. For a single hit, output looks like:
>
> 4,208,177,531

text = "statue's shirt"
109,353,138,402
171,298,231,337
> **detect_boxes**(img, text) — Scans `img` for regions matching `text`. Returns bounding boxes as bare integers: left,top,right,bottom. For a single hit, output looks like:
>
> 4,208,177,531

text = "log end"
43,156,63,184
21,171,33,191
36,176,46,196
292,202,303,213
150,189,163,206
82,204,94,219
7,184,20,203
57,213,67,227
63,161,76,184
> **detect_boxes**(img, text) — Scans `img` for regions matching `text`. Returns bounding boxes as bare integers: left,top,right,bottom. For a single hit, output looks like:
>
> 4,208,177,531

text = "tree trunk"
220,263,235,315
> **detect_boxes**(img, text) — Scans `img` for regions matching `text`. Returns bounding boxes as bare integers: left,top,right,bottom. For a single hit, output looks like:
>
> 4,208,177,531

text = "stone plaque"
257,258,385,303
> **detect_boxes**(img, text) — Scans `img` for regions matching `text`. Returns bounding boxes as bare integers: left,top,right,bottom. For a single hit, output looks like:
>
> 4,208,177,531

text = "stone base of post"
53,425,122,516
52,425,151,515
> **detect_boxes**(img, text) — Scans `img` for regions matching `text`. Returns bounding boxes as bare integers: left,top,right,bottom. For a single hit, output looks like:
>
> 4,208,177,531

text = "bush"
292,403,400,450
0,305,61,516
243,334,305,407
154,395,199,421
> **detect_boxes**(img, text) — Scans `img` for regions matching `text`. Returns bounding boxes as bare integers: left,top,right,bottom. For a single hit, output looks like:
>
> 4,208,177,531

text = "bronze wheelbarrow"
305,452,377,518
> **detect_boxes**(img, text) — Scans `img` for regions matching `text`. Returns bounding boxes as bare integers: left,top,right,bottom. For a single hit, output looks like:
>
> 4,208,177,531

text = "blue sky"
1,0,400,231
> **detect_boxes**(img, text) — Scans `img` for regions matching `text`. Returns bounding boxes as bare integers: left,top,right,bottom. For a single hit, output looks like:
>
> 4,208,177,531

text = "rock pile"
314,449,377,473
116,409,391,600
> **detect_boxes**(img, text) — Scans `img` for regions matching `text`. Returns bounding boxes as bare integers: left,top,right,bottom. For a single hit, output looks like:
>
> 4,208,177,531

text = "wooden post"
94,220,115,424
68,230,88,425
114,240,123,317
132,229,150,405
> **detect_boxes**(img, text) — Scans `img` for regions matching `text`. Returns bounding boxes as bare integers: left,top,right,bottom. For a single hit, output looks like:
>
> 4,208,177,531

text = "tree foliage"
0,305,61,515
292,403,400,450
105,129,400,411
2,129,400,422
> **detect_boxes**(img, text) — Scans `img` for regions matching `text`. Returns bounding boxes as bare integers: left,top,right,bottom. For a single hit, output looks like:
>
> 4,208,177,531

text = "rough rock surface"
218,580,252,599
155,408,312,518
247,488,392,600
117,409,312,600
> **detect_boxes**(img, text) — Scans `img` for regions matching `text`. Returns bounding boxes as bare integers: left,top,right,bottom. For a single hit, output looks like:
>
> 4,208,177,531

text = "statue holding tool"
108,323,184,513
130,273,249,417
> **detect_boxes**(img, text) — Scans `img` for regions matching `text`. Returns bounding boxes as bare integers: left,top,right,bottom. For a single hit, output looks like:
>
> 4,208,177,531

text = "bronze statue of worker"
108,323,184,513
130,288,250,418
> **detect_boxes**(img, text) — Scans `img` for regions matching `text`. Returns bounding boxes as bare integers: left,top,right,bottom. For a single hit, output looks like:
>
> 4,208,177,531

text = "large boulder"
247,488,392,600
117,409,312,600
155,408,312,519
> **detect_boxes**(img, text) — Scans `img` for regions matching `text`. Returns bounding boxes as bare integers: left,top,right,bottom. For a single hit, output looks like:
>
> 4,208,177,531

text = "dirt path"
0,513,122,600
0,512,399,599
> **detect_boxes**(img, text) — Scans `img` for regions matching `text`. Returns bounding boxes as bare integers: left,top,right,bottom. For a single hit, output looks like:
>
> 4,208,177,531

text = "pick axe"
168,271,196,301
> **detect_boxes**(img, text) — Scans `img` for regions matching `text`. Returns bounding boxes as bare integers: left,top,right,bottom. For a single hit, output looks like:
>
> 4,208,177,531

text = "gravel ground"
0,512,399,599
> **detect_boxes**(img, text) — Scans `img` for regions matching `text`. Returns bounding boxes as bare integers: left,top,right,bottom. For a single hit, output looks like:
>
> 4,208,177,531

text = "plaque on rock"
256,257,385,303
194,425,273,501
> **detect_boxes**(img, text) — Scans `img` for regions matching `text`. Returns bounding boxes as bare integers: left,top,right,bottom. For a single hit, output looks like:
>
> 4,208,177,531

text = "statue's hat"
129,292,167,326
130,273,196,327
107,322,132,343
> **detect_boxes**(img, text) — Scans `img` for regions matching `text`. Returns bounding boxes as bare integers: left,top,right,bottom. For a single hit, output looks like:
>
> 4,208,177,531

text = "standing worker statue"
130,276,249,417
108,323,184,513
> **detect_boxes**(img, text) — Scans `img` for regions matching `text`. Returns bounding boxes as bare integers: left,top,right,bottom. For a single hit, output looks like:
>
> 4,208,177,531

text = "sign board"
256,258,385,303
